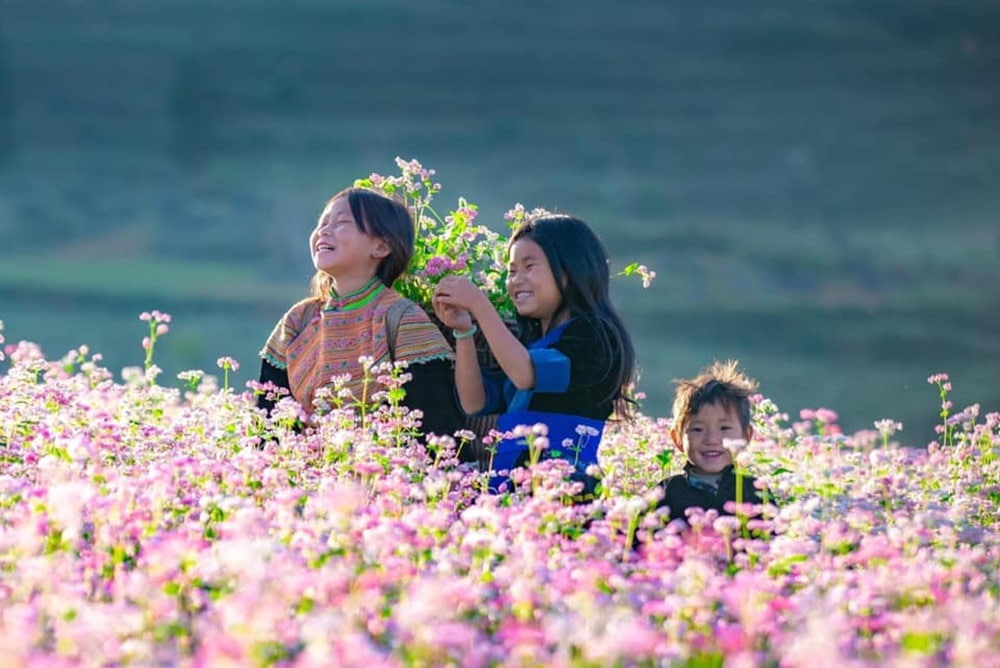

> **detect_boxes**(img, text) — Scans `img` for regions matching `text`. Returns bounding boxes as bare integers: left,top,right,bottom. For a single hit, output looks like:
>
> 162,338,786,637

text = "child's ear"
670,425,684,451
372,240,390,259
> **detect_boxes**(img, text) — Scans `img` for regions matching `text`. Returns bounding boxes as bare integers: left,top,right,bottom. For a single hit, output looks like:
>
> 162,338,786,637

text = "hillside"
1,0,998,438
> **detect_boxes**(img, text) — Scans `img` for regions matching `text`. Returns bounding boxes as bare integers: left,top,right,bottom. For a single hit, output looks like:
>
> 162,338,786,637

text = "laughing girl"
258,187,463,439
432,214,636,491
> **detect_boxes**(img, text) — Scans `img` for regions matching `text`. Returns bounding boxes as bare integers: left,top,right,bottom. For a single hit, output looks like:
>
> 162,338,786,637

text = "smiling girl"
432,214,636,491
258,187,463,438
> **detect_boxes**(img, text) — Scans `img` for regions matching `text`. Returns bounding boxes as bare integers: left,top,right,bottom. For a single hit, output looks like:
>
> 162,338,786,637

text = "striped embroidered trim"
260,351,288,370
404,352,455,365
323,277,385,312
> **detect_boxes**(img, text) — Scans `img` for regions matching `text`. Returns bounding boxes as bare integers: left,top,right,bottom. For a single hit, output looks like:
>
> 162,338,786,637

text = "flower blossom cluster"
0,324,997,665
356,159,655,322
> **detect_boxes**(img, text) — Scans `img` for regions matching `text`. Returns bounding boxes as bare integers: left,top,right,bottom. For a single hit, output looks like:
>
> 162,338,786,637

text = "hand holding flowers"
432,275,489,330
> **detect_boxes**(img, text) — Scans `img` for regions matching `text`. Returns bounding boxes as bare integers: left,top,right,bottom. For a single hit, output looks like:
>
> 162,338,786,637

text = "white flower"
874,419,903,435
723,438,747,455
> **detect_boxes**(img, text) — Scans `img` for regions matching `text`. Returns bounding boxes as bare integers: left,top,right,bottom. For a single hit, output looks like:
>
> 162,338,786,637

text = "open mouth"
513,291,533,302
315,242,335,253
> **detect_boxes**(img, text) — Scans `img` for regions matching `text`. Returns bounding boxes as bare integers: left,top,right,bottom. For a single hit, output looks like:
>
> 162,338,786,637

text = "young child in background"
258,187,464,440
657,359,764,522
432,214,636,492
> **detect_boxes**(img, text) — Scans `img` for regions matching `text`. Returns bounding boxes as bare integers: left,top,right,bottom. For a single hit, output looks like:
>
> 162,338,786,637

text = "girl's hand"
433,276,487,314
432,296,474,332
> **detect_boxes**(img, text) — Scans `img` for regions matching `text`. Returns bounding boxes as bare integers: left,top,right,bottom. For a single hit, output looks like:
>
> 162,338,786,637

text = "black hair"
672,360,758,434
509,214,637,419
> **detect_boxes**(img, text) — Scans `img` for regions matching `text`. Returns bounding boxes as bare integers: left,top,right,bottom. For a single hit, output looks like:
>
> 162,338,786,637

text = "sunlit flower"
216,356,240,371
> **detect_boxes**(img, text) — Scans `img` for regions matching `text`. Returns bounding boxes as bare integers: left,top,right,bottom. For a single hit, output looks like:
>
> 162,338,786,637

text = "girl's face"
507,238,564,331
310,197,386,280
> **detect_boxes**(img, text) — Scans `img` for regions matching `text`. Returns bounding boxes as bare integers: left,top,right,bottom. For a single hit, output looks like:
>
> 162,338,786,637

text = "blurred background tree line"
1,0,997,441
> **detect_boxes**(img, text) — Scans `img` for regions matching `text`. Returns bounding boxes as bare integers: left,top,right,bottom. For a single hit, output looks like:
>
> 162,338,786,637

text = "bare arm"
468,293,534,390
434,276,535,391
453,334,486,414
431,295,487,414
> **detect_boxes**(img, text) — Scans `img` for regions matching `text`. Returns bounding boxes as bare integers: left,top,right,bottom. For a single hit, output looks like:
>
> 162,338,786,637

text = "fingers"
432,300,452,322
432,301,461,328
436,275,472,293
433,279,454,300
432,298,472,330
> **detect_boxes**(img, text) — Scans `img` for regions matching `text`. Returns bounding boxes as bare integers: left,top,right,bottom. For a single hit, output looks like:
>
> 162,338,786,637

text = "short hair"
671,359,759,433
310,187,414,298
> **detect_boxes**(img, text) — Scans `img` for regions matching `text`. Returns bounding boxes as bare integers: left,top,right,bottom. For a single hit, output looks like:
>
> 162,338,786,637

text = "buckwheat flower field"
0,316,997,667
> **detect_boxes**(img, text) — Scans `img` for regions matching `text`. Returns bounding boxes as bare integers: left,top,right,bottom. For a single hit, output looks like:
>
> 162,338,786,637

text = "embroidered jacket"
260,278,453,414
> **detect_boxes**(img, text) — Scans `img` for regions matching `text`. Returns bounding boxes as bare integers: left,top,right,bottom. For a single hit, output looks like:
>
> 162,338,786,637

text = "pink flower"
815,408,838,423
424,256,451,277
216,356,240,371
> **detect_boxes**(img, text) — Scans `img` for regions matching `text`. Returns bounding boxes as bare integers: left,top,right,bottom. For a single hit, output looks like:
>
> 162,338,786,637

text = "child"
657,360,764,523
258,187,464,440
432,214,636,491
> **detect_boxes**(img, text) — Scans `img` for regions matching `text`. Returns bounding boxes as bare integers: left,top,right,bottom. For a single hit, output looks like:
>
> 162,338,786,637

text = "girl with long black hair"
433,214,637,491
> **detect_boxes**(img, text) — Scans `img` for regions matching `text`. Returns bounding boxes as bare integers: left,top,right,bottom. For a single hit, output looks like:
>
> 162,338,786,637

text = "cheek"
537,269,558,293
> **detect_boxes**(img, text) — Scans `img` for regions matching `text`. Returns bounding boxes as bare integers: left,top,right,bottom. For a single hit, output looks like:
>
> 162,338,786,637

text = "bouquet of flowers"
355,157,656,320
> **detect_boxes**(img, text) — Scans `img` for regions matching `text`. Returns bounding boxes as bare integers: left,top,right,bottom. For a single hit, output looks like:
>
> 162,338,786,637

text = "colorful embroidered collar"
323,277,385,312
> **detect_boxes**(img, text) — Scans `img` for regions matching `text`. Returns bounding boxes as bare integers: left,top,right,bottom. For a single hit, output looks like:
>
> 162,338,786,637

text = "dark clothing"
477,317,618,492
481,316,618,420
256,357,466,443
657,464,763,523
256,358,290,414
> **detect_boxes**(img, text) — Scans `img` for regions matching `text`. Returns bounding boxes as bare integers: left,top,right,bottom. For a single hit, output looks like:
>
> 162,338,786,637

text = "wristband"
453,324,478,340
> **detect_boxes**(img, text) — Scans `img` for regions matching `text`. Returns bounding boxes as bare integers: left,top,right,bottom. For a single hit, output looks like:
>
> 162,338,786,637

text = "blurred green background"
1,1,998,443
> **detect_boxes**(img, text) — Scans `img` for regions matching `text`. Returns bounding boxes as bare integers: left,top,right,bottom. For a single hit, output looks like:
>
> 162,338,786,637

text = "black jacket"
656,464,763,523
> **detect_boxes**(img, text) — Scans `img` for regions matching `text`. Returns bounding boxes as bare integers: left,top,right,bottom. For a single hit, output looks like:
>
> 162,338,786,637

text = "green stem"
735,468,750,540
624,512,639,555
143,322,157,371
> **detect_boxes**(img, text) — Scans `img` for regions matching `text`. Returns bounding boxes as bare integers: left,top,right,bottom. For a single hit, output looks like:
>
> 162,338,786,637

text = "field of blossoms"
0,315,998,667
